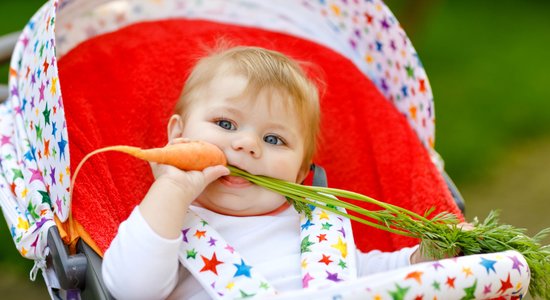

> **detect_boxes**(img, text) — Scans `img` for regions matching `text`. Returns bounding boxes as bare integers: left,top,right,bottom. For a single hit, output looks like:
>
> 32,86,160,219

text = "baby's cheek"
268,160,301,182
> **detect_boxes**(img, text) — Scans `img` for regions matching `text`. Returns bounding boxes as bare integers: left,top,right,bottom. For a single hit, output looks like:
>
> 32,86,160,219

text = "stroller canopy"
2,0,437,265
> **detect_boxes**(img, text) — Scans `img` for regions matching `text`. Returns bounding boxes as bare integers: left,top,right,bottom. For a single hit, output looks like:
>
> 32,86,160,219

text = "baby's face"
180,73,307,216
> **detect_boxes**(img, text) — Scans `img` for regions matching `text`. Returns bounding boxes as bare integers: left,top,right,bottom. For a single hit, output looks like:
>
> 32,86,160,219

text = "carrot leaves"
228,165,550,299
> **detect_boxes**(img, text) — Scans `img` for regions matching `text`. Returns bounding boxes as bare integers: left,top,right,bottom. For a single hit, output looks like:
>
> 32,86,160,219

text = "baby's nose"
232,133,261,158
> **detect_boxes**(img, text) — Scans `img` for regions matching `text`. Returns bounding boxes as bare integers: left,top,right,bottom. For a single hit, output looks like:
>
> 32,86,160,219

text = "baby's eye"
264,134,285,145
216,119,236,130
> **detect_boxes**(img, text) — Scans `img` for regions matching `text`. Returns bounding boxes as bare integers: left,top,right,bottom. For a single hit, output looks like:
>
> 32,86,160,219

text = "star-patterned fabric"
0,0,65,261
179,205,357,299
178,206,529,299
179,208,530,300
298,204,357,289
179,210,278,299
272,250,530,299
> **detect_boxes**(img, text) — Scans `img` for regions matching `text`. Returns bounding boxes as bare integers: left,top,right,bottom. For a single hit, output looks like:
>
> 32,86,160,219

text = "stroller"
0,0,530,299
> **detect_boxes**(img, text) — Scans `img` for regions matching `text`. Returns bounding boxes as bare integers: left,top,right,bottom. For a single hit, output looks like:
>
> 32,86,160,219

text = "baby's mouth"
220,175,252,187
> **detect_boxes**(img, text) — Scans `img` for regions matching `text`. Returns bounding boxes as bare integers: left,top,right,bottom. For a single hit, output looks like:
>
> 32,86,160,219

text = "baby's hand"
140,138,228,239
150,138,229,204
150,138,229,201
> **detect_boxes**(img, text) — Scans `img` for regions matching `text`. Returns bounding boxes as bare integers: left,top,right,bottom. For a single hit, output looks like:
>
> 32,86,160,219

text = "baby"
103,46,430,299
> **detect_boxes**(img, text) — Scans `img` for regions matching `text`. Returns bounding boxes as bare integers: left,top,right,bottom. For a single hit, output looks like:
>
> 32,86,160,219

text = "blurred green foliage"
386,0,550,183
0,1,47,84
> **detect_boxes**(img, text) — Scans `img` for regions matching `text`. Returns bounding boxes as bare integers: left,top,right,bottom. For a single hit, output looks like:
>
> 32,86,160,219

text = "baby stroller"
0,0,530,299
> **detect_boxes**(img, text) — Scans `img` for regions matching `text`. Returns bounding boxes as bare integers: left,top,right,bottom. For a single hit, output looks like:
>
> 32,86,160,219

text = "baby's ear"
167,114,184,141
296,163,311,184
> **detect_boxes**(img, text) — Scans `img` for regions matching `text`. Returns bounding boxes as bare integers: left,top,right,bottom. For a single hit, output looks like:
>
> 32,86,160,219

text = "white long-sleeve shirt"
103,206,416,300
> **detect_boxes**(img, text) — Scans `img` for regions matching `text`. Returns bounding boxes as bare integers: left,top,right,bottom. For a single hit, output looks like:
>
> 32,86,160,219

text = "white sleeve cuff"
357,244,420,276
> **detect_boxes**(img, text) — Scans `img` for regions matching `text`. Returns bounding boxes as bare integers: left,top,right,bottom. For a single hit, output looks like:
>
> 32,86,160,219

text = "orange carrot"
104,142,227,171
69,141,226,201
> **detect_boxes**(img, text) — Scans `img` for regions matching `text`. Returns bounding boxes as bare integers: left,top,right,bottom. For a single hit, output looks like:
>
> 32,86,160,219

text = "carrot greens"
228,165,550,299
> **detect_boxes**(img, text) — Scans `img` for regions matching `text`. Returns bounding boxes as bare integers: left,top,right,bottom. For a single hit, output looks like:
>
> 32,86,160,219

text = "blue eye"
216,120,235,130
264,134,284,145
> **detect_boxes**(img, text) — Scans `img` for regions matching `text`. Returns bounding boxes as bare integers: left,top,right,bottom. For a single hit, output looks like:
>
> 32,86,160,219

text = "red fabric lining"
59,19,462,254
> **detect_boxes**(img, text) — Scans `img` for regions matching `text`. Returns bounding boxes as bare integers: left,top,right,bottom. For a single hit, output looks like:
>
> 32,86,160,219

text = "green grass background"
1,0,549,298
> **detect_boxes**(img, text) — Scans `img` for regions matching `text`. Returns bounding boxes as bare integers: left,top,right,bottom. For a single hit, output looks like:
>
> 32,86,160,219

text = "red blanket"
58,19,462,254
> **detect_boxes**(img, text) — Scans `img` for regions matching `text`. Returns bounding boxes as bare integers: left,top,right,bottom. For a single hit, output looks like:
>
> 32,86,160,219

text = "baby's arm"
362,223,472,274
103,141,228,298
356,246,418,276
102,207,181,300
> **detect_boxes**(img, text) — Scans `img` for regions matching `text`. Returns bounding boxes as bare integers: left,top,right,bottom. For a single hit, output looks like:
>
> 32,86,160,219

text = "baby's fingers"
170,137,191,145
457,222,474,231
202,165,230,185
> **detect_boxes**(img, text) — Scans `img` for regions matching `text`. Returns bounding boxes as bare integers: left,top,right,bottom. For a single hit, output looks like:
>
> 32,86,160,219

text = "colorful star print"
301,219,315,230
338,259,347,269
238,290,255,298
181,228,190,242
462,266,474,277
200,253,224,275
331,237,348,258
509,255,525,274
186,248,197,259
194,229,206,239
319,254,333,265
301,235,314,253
479,257,497,274
179,211,276,298
389,284,410,300
321,222,333,230
498,274,513,294
405,271,423,284
302,273,314,288
432,261,444,270
445,276,456,288
326,271,342,282
299,205,355,289
233,259,252,278
462,280,477,300
0,0,66,262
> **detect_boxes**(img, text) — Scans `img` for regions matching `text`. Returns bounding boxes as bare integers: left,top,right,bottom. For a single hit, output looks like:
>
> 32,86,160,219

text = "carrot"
69,141,226,201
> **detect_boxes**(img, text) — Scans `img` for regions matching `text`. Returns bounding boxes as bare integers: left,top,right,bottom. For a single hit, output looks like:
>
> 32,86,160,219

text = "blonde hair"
175,46,321,171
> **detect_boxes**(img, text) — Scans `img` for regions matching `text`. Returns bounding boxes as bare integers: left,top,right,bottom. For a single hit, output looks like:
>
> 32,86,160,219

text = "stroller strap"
178,204,357,299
